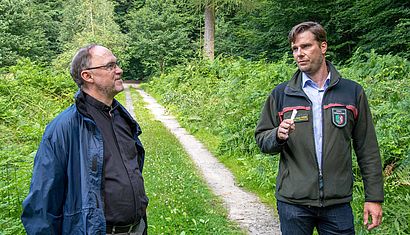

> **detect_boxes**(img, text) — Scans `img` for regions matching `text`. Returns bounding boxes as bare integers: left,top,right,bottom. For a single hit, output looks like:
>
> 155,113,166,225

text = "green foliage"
343,51,410,234
215,0,333,61
53,0,129,71
118,90,244,234
215,12,270,60
144,55,294,155
112,0,146,33
125,0,198,78
215,0,409,62
326,0,410,61
341,49,410,168
144,52,410,234
0,60,76,234
0,0,63,67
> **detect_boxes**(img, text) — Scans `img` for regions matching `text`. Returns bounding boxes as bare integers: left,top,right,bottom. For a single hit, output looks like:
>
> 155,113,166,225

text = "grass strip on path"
117,89,245,234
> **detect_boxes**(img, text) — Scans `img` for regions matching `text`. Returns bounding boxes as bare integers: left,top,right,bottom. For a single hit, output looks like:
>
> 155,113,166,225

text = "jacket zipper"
301,92,324,207
319,89,325,207
299,84,332,207
319,170,324,207
317,78,339,207
286,71,340,207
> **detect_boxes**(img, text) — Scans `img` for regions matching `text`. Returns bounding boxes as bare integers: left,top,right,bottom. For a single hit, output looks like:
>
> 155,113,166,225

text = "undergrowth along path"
124,84,281,235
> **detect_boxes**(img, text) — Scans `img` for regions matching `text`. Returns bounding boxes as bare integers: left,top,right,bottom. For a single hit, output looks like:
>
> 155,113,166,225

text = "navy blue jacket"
21,99,145,234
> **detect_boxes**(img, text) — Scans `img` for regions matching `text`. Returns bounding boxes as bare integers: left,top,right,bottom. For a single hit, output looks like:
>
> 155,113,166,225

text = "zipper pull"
319,170,324,206
92,157,97,172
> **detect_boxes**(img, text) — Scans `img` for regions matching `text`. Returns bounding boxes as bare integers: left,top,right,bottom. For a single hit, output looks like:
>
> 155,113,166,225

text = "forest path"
124,83,281,235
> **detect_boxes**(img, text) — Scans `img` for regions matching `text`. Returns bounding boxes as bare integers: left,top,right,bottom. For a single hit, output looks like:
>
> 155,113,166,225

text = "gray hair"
288,22,327,45
69,44,98,87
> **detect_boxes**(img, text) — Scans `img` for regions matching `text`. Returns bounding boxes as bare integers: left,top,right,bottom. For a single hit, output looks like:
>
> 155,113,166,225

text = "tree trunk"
204,1,215,60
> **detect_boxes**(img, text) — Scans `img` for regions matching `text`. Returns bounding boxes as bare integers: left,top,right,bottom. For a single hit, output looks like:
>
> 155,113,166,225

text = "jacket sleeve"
21,135,66,234
255,93,285,154
352,89,384,202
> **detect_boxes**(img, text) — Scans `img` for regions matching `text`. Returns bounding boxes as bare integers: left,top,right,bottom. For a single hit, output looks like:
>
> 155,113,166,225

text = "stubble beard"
299,55,324,76
96,80,124,100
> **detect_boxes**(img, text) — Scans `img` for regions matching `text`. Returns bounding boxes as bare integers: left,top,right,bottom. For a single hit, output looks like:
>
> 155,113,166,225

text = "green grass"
117,89,245,234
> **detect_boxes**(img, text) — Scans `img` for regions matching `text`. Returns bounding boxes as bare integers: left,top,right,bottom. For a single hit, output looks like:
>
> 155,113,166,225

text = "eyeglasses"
85,61,120,71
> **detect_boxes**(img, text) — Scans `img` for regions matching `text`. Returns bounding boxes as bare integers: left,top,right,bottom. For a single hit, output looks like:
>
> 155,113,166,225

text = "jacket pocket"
276,168,289,192
325,172,353,199
277,162,319,200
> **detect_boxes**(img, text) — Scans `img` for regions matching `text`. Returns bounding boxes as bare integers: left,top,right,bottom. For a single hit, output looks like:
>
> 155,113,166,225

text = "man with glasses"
22,44,149,234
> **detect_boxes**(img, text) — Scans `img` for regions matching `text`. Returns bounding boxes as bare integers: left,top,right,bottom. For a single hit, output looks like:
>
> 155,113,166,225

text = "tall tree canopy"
1,0,408,72
326,0,410,60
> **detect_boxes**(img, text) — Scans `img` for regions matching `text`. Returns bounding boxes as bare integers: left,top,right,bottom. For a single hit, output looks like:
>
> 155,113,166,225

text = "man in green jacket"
255,22,383,234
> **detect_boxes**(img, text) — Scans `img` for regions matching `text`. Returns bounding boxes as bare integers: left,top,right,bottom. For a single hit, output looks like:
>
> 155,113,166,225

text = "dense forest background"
0,0,409,234
1,0,409,77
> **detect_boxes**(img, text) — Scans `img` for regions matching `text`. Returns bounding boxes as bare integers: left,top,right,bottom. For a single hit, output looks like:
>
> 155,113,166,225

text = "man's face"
87,46,124,99
291,31,327,76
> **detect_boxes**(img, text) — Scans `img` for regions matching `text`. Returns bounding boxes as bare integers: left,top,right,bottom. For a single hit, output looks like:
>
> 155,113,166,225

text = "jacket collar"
74,89,141,136
285,61,341,96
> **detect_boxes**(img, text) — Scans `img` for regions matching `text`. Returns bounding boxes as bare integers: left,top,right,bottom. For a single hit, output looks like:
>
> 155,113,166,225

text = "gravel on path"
124,84,281,235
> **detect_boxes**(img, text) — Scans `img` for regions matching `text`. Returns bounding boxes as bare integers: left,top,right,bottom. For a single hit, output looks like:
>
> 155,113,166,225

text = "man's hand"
363,202,382,230
277,119,295,141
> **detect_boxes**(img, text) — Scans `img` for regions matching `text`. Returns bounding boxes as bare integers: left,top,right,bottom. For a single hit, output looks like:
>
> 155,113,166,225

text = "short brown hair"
288,22,327,45
69,44,97,87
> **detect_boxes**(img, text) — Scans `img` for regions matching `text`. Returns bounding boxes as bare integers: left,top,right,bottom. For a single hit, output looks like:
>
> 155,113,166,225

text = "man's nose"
116,66,123,75
295,48,304,56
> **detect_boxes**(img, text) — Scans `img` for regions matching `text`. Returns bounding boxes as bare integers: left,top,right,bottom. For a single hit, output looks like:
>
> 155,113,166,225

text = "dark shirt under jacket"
76,91,147,226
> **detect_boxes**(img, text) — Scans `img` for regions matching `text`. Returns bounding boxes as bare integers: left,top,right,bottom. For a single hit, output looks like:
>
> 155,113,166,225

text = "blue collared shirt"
302,72,331,171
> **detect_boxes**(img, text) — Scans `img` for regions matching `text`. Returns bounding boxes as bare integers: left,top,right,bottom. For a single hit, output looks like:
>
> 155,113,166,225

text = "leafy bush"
343,50,410,168
144,51,410,234
0,60,76,234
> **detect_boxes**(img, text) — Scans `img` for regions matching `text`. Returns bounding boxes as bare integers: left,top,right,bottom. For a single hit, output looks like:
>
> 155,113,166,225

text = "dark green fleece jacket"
255,62,384,207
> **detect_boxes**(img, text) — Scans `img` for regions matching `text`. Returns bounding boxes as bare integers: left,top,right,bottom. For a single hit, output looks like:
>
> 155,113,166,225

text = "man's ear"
81,70,94,84
321,41,327,55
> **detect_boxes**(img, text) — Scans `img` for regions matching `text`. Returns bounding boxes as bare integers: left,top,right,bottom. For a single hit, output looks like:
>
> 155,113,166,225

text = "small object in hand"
290,109,298,120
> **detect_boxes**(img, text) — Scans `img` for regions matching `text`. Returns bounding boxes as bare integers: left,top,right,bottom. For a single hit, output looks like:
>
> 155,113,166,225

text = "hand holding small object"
277,109,297,141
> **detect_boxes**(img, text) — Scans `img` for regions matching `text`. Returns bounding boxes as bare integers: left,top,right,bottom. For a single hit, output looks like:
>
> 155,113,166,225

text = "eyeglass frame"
84,60,121,71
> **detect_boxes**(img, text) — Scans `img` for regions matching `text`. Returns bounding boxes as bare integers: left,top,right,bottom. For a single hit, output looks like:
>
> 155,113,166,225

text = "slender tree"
190,0,256,60
204,1,215,60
